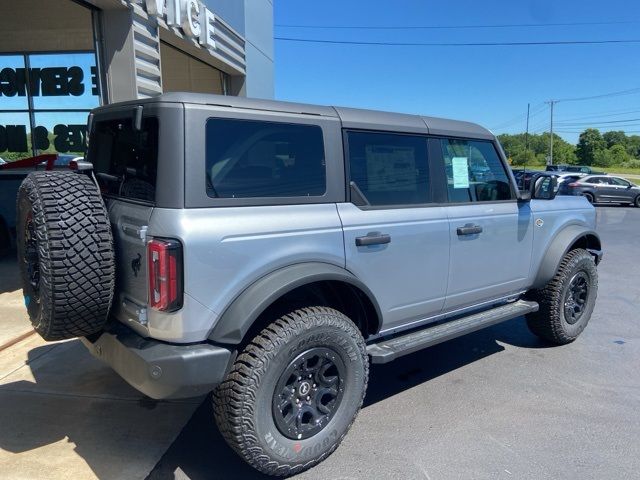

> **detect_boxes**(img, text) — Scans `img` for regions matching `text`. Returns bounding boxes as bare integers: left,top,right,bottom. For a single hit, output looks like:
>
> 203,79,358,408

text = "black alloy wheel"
272,347,346,440
563,272,589,325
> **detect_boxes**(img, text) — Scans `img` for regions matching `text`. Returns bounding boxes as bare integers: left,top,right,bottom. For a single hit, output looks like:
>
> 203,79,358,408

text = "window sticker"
452,157,470,189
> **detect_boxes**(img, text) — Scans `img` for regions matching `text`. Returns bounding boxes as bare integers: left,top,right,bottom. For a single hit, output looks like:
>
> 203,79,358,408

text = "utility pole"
546,100,555,165
525,103,530,154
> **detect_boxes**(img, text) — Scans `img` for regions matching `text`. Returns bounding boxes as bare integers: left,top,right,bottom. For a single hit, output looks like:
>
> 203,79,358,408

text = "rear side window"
205,119,326,198
441,138,514,203
346,131,430,206
89,117,159,202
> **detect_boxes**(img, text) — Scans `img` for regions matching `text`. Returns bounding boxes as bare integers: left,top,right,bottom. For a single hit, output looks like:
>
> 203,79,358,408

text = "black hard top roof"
94,92,494,140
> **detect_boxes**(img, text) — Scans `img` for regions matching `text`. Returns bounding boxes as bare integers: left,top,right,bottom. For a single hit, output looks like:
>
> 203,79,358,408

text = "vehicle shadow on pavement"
0,252,21,294
364,316,550,407
145,316,547,480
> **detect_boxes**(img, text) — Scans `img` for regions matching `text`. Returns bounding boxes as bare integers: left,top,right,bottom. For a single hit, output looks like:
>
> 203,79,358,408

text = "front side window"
610,177,630,187
206,119,326,198
441,138,514,203
346,131,430,206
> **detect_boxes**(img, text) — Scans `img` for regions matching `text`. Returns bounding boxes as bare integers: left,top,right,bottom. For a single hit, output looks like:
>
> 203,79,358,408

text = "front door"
338,130,450,333
437,137,534,311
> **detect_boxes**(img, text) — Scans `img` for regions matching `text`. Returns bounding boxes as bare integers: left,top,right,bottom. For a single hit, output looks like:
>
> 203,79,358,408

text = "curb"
0,329,36,352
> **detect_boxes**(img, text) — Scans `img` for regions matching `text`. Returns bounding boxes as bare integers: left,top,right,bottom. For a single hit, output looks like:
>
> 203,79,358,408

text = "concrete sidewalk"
0,254,34,349
0,334,201,479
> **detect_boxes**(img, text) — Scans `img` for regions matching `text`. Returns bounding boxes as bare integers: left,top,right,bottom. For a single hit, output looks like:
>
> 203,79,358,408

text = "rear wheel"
582,192,594,204
17,172,115,340
525,249,597,345
214,307,368,477
634,194,640,208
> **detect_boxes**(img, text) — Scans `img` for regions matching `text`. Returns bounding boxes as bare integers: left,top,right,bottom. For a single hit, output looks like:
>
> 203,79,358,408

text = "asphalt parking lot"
1,205,639,480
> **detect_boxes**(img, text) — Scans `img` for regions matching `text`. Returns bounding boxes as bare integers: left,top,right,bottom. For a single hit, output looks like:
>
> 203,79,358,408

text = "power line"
555,108,640,121
275,20,639,31
555,87,640,103
556,117,640,126
275,37,640,47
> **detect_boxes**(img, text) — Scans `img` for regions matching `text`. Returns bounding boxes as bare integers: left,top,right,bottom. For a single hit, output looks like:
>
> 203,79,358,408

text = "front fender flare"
207,262,383,345
532,225,601,289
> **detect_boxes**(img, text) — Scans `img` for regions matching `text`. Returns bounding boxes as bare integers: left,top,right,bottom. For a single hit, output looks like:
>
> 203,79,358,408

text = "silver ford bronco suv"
17,93,602,476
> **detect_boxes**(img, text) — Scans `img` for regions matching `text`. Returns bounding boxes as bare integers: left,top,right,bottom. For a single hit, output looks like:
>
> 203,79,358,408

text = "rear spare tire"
17,172,115,340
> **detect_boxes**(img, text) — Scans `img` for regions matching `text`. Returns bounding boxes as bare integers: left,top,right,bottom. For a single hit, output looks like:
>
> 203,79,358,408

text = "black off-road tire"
213,307,368,477
16,172,115,341
525,249,597,345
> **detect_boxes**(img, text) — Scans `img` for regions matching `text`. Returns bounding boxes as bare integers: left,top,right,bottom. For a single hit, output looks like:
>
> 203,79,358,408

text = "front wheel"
213,307,369,477
526,249,598,345
634,195,640,208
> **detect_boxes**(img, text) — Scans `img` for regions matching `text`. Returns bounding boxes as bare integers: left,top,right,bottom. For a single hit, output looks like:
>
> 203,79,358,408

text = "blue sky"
273,0,640,144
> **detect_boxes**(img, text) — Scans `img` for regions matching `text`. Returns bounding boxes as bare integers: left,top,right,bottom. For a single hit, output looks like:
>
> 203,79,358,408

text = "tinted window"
205,119,326,198
441,138,514,202
347,131,430,206
585,176,605,184
610,177,630,186
89,117,158,202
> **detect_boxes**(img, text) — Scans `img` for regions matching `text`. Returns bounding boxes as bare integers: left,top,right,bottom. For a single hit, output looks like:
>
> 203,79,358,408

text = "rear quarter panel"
147,205,345,342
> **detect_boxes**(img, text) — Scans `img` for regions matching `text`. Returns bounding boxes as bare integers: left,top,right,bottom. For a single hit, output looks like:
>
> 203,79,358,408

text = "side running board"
367,300,539,364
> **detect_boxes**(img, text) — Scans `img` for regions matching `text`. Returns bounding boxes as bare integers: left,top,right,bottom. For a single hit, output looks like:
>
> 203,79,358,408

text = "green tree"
603,130,628,149
576,129,605,166
511,149,537,166
608,144,632,164
626,135,640,158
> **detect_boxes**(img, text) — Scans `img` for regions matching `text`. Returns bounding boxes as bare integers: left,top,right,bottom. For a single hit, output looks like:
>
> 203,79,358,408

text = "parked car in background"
547,165,606,175
563,175,640,206
555,174,586,195
545,164,568,172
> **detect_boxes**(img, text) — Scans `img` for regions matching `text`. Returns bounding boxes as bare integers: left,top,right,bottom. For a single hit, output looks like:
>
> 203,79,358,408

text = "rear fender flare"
207,262,382,344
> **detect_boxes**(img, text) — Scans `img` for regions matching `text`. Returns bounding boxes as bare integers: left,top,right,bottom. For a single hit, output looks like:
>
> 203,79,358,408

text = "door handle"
456,224,483,236
355,233,391,246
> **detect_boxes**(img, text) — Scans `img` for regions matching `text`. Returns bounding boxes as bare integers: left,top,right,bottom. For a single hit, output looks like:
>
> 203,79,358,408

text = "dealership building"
0,0,274,161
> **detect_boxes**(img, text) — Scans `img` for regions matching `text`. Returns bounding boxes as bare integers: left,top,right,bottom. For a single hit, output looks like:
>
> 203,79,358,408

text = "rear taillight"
568,182,580,187
148,238,183,312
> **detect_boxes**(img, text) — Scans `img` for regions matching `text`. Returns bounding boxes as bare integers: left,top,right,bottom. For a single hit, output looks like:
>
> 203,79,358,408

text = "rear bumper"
81,322,234,399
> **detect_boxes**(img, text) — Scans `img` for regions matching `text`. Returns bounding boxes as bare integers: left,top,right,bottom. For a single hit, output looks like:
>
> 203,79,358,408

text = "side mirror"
532,175,557,200
517,190,531,202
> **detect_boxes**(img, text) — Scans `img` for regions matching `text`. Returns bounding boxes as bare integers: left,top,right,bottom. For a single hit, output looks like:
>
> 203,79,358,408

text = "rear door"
88,111,161,327
338,131,449,333
437,137,533,311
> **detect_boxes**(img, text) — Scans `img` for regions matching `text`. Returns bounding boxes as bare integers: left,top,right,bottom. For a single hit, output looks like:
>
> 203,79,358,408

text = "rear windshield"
205,118,326,198
88,116,159,202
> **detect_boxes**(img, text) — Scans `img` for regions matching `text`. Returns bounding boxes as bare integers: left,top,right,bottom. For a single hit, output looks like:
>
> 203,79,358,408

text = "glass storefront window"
0,52,100,163
0,55,29,111
29,53,100,111
0,112,31,162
